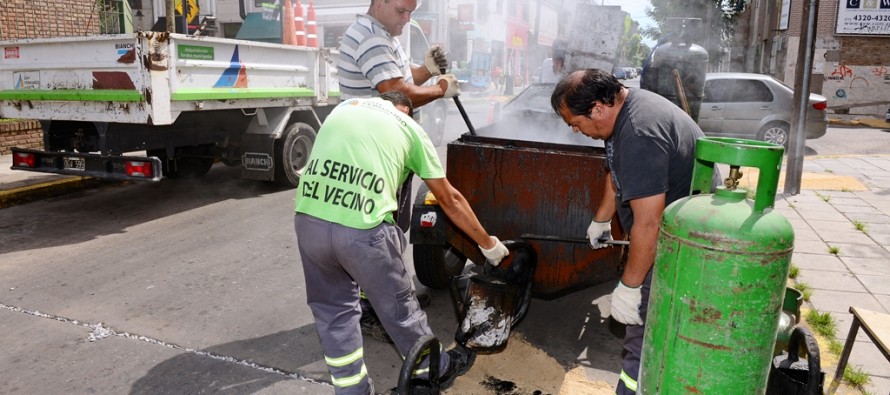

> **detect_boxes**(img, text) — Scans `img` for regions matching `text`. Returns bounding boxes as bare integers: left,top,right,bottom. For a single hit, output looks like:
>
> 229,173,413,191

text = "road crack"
0,301,328,388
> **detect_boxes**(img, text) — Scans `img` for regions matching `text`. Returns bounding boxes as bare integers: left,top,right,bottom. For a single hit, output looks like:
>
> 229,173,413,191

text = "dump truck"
1,0,342,186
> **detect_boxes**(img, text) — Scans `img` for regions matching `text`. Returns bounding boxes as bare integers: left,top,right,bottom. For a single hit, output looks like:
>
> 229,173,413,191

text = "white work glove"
424,45,448,76
480,236,509,267
439,74,461,99
587,219,612,249
611,280,643,325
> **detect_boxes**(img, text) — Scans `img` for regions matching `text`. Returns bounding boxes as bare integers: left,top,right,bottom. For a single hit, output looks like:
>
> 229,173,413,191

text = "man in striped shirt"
338,0,460,106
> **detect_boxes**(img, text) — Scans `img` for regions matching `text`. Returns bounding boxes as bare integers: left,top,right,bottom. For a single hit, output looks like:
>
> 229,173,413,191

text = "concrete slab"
792,227,821,241
846,212,890,225
819,230,878,245
791,253,848,272
843,341,890,378
805,219,857,233
858,275,890,295
807,290,885,314
833,313,863,343
875,294,890,313
0,308,329,394
834,204,886,216
795,208,854,222
830,243,890,259
826,196,876,207
797,271,868,293
861,375,890,395
793,239,831,255
841,257,890,277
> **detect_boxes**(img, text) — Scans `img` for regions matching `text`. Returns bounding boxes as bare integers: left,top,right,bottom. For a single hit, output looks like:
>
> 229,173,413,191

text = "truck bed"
0,33,338,125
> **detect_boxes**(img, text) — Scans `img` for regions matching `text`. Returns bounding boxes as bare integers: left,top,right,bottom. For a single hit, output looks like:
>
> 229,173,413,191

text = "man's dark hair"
550,69,623,116
379,91,414,117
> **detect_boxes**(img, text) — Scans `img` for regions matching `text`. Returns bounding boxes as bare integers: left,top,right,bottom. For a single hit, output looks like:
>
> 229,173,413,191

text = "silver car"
698,73,827,147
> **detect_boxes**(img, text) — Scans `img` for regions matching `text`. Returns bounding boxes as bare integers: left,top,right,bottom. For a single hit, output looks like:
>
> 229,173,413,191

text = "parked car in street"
699,73,828,147
612,67,631,80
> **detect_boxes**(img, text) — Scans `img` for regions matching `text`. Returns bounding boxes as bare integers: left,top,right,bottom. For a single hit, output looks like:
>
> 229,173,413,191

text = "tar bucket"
454,240,537,354
639,137,795,394
766,326,825,395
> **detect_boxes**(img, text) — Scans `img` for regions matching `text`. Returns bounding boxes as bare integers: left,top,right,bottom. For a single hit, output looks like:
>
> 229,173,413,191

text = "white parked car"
698,73,828,147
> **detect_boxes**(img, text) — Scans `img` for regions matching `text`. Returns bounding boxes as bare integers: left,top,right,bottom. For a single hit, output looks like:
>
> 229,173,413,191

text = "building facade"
0,0,100,39
733,0,890,116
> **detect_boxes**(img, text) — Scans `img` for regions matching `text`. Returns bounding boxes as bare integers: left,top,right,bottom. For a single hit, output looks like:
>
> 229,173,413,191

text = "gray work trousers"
616,270,653,395
294,214,449,395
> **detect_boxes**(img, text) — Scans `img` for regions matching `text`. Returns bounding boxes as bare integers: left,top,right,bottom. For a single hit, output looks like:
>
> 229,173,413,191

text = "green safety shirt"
294,98,445,229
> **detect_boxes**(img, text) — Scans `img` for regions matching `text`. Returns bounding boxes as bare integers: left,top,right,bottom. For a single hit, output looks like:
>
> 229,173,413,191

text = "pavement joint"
0,301,330,389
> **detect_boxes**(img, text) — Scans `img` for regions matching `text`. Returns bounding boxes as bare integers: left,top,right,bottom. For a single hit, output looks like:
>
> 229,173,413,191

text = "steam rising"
477,84,604,148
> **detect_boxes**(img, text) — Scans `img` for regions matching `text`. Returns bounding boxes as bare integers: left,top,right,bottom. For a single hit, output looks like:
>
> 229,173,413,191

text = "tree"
616,15,645,67
642,0,747,65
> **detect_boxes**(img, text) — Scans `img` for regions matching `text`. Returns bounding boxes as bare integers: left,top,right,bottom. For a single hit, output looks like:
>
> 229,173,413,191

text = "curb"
0,177,107,209
828,117,890,128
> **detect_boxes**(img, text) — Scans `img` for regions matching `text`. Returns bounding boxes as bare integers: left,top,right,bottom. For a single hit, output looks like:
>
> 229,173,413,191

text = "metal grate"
97,0,132,34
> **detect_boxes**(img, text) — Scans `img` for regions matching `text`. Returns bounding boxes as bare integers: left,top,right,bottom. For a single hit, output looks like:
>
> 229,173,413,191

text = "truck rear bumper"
10,148,162,182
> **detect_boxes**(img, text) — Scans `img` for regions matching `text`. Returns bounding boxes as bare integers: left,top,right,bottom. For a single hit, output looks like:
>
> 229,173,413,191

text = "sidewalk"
2,145,889,393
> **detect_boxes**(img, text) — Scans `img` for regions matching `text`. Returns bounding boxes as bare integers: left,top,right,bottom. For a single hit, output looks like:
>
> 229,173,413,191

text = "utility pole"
784,0,819,195
166,0,175,32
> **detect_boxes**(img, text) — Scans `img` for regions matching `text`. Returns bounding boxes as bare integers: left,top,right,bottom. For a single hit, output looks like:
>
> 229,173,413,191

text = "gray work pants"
295,214,449,394
616,270,653,395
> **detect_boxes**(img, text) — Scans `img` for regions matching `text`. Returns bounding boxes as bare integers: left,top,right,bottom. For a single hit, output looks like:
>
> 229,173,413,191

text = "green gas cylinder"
639,137,794,394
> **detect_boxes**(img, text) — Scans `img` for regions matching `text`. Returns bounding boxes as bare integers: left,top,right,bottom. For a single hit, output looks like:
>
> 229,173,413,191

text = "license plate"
63,157,85,171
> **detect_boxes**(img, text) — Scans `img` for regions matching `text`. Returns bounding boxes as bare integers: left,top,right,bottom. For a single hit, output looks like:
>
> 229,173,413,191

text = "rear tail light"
812,101,827,111
125,161,153,178
14,152,36,168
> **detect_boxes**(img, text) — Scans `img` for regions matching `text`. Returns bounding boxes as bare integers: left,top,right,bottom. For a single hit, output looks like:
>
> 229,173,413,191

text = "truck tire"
275,122,316,187
422,104,446,146
414,245,468,290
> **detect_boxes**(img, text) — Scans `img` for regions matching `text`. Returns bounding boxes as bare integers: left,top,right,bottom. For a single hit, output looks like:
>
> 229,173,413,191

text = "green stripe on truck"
0,89,144,102
171,88,317,100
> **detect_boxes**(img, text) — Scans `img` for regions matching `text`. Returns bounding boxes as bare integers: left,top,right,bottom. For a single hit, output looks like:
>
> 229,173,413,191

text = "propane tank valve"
724,166,743,190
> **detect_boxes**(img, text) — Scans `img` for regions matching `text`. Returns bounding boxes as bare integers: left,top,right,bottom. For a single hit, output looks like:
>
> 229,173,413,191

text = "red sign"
4,47,20,59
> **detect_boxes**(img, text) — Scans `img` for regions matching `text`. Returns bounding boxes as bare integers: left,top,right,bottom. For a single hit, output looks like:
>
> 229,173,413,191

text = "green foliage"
853,220,867,233
817,192,831,202
844,365,871,388
642,0,748,65
829,246,840,255
828,339,844,355
616,16,646,66
805,309,836,338
788,264,799,279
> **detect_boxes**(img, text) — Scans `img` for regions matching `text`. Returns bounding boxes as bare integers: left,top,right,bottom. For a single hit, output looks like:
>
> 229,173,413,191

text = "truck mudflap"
10,148,162,182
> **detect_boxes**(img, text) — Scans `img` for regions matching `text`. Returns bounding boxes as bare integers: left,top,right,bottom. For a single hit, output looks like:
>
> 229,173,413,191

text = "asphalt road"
1,91,887,394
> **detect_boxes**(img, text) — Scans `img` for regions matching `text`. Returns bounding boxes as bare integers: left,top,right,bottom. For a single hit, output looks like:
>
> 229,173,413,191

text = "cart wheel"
415,245,467,290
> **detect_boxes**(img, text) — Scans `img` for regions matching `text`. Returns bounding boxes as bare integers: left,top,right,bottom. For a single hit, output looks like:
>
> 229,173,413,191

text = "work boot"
359,304,393,344
437,344,476,389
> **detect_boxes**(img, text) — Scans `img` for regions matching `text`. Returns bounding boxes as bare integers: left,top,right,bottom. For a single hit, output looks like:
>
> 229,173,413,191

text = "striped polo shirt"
338,14,412,99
